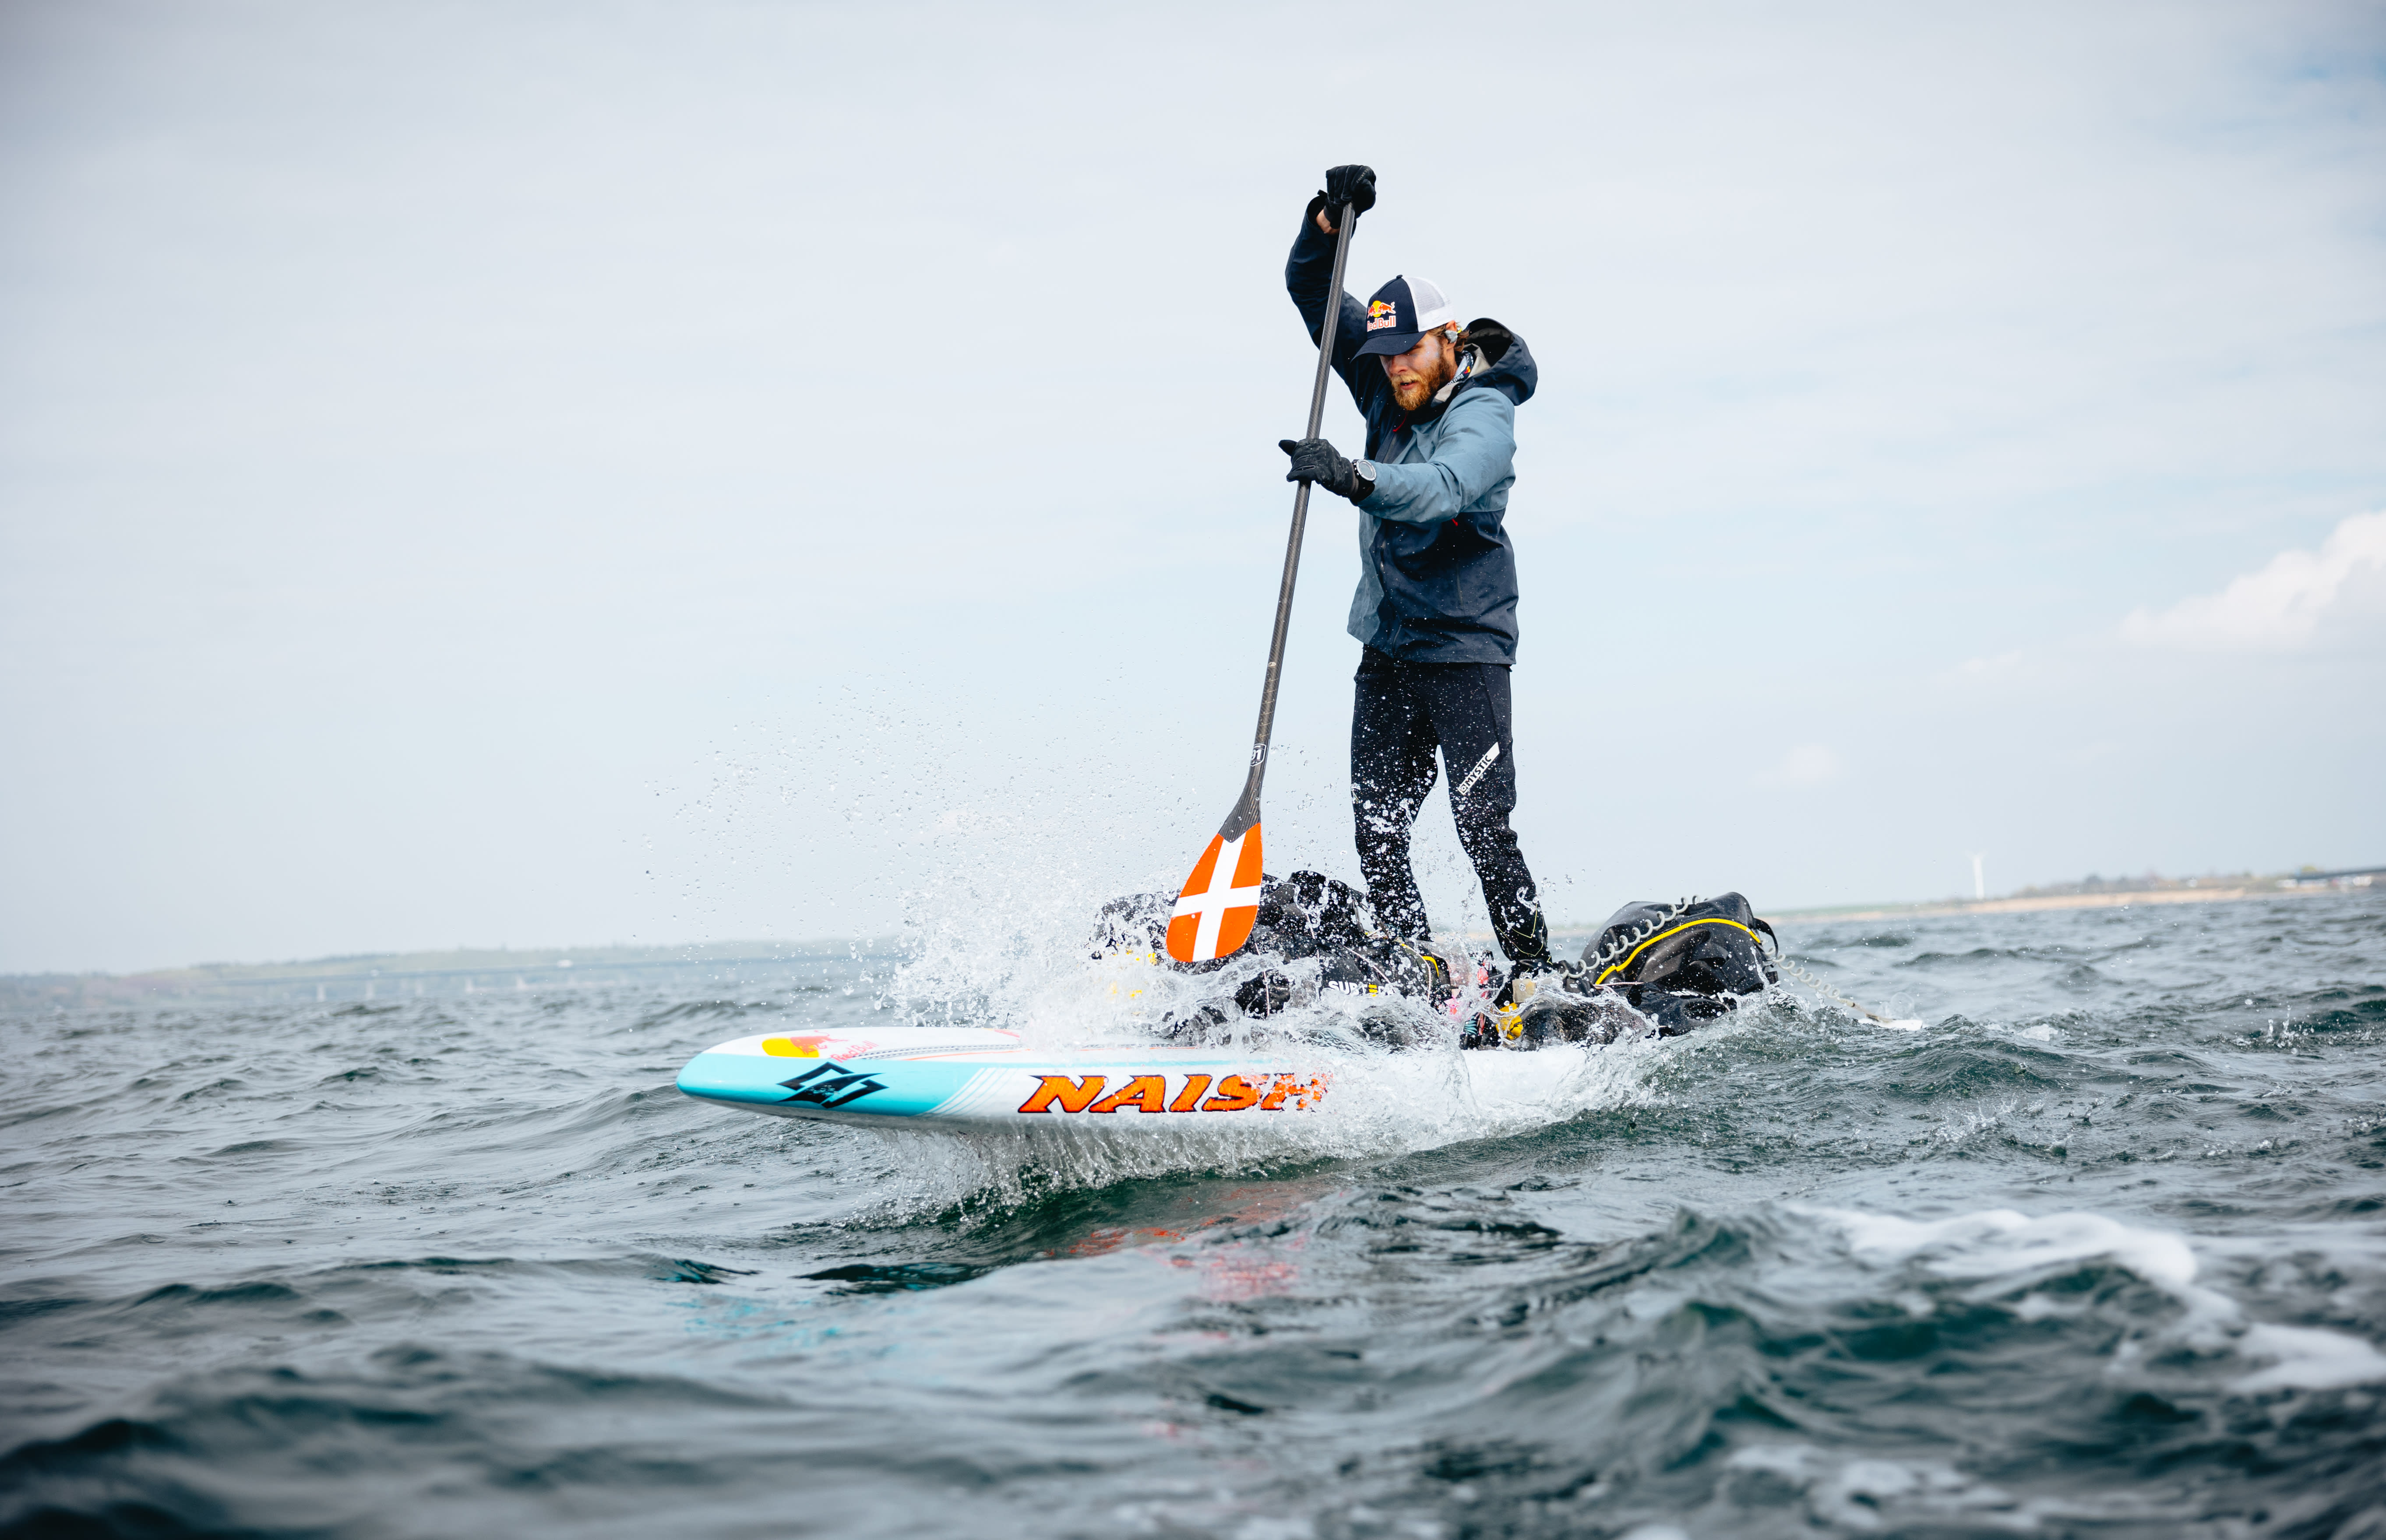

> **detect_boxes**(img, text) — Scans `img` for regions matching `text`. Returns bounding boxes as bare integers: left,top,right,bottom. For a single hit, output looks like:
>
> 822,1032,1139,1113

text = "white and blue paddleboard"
675,1026,1607,1135
675,1027,1332,1131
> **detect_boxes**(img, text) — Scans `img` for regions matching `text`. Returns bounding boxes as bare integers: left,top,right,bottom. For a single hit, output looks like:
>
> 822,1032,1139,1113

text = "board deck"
675,1025,1602,1133
674,1026,1335,1130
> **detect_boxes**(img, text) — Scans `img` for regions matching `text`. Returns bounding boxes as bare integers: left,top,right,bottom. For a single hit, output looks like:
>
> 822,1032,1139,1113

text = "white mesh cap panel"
1403,275,1455,332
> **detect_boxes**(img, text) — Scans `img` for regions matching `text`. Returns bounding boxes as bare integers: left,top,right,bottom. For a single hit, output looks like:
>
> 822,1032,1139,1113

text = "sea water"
3,893,2382,1537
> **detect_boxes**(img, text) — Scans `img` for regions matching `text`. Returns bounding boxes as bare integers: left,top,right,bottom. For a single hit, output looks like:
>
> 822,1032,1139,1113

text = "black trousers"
1351,647,1550,964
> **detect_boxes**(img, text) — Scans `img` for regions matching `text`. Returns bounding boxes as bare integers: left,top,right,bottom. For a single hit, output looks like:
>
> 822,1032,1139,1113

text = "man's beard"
1388,353,1457,411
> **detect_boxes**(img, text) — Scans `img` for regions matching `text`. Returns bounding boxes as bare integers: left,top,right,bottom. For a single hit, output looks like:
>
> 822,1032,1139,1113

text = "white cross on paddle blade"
1165,825,1265,962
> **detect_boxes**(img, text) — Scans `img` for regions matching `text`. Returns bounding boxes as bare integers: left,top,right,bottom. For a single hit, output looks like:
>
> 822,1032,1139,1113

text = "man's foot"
1383,937,1459,1005
1494,956,1574,1009
1477,958,1582,1047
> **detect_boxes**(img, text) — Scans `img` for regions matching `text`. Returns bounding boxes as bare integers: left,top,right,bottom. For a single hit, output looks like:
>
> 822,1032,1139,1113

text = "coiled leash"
1583,895,1699,982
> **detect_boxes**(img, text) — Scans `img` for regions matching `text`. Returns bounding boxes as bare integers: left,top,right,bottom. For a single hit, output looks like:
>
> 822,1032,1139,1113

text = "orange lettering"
1201,1074,1262,1112
1088,1075,1167,1114
1019,1075,1106,1114
1260,1073,1330,1111
1167,1074,1212,1113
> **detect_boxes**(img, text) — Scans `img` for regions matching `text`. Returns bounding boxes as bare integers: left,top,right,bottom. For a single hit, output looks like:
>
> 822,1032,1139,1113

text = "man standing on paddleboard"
1281,163,1556,1002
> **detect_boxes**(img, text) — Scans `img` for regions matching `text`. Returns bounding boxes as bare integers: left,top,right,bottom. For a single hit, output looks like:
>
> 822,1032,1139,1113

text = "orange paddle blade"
1164,824,1265,962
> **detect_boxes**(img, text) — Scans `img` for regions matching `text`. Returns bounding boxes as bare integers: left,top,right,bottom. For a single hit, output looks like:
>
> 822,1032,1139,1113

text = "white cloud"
2123,511,2386,651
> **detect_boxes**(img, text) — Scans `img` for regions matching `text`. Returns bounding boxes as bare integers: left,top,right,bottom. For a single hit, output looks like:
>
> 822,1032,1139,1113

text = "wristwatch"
1349,460,1377,501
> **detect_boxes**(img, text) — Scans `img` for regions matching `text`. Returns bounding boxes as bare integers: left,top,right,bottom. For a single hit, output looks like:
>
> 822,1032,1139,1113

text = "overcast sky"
3,0,2382,973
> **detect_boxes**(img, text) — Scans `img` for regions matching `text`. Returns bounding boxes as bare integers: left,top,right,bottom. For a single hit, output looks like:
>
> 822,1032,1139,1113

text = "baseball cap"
1353,274,1457,358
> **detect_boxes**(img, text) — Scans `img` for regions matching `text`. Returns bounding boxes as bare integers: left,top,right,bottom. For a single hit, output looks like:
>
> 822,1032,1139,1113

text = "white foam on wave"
2234,1322,2386,1392
1791,1203,2386,1394
1808,1207,2199,1291
1725,1444,2033,1533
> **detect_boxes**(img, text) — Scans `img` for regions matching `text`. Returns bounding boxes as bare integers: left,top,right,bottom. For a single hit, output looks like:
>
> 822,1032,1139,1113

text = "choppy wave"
3,892,2383,1537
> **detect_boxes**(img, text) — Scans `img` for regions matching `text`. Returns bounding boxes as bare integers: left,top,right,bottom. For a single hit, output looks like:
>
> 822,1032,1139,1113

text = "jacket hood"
1400,317,1537,429
1457,318,1537,407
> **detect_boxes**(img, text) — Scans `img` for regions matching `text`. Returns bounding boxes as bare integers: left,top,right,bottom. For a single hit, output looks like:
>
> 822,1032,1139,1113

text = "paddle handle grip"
1223,198,1357,840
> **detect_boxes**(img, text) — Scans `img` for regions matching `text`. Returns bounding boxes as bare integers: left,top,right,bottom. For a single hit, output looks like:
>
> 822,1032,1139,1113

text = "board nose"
675,1049,800,1108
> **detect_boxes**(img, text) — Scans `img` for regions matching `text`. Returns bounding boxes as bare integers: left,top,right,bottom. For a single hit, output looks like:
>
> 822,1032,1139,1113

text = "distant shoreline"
1763,881,2353,926
0,937,895,1009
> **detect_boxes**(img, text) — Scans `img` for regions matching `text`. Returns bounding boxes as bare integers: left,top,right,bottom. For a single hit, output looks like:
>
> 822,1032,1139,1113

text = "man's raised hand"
1308,163,1377,233
1326,164,1377,212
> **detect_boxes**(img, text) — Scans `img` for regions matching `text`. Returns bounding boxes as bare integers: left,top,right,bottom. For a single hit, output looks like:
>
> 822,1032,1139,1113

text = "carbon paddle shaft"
1221,199,1357,842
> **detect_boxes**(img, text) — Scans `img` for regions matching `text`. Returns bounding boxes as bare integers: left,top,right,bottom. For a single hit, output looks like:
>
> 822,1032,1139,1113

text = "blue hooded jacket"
1286,215,1540,666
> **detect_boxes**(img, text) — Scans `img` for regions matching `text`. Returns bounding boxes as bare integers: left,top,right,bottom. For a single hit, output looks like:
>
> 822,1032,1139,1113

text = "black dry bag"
1580,892,1779,1034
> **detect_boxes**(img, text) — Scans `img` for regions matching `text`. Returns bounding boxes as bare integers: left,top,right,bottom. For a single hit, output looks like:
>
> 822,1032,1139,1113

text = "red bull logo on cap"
1366,298,1399,331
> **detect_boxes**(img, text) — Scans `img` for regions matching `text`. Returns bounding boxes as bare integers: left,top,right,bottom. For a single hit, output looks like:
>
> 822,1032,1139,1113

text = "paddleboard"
674,1025,1604,1133
674,1027,1332,1131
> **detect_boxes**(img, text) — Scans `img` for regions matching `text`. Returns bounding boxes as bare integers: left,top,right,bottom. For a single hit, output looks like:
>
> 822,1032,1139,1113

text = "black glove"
1325,163,1377,215
1279,437,1370,503
1305,163,1377,232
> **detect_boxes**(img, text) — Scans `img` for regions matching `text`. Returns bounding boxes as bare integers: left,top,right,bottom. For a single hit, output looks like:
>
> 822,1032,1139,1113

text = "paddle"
1164,197,1360,963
